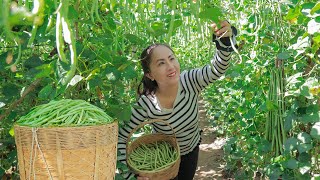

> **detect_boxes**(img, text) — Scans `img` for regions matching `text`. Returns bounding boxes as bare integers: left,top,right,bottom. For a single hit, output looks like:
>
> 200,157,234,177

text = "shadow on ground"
194,100,228,180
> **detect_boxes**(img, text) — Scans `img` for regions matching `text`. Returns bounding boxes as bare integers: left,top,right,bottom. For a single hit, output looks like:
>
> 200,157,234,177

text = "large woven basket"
126,119,180,180
14,121,118,180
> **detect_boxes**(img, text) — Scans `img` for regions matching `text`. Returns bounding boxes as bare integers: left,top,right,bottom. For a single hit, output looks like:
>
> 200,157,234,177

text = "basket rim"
126,119,177,152
126,134,181,174
127,155,180,174
127,133,179,154
14,120,118,129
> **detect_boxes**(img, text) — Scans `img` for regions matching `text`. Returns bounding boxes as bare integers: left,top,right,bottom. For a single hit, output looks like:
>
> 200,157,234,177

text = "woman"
118,20,238,180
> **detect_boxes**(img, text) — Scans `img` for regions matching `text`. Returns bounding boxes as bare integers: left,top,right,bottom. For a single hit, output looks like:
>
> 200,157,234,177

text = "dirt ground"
194,100,228,180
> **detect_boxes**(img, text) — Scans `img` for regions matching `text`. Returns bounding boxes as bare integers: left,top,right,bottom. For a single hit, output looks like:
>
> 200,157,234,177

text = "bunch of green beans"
128,141,178,172
265,67,286,156
16,99,114,127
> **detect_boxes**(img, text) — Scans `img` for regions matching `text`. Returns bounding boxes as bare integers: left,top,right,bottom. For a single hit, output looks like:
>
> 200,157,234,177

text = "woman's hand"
211,20,233,38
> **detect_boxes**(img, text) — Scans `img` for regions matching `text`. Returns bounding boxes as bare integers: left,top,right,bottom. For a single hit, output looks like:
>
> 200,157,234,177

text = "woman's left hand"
210,20,233,38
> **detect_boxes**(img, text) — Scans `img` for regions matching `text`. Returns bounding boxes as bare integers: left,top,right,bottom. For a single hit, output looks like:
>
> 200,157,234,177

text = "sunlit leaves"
285,5,302,21
151,21,166,36
313,33,320,44
288,36,309,58
297,132,312,144
299,163,311,175
307,19,320,34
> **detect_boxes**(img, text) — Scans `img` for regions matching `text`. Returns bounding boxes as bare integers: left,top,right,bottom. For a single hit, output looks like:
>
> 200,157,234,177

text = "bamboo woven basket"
126,119,180,180
14,121,118,180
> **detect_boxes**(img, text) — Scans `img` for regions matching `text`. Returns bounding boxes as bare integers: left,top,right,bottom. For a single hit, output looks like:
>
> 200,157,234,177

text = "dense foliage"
203,0,320,179
0,0,319,179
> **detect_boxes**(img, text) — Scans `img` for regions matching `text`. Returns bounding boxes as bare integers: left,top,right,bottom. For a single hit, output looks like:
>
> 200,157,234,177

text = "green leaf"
116,161,129,173
125,34,144,44
199,7,223,23
284,158,299,169
313,34,320,44
2,83,20,99
9,127,14,136
257,140,272,153
38,84,54,99
285,107,297,131
300,86,313,99
107,16,117,30
302,3,317,12
173,19,183,30
224,143,232,154
284,137,299,152
239,119,247,127
110,104,131,122
299,105,320,123
282,172,295,180
115,174,126,180
122,65,137,80
277,52,291,60
266,100,278,111
297,132,312,143
24,55,43,69
310,2,320,15
298,152,311,163
300,112,320,123
244,108,256,119
285,6,302,20
0,168,4,178
151,21,166,36
88,77,103,89
268,167,282,180
297,143,313,153
68,6,78,20
36,63,53,78
310,122,320,140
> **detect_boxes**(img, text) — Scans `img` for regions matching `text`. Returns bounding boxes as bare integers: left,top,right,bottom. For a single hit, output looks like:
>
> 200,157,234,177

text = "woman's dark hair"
137,43,174,96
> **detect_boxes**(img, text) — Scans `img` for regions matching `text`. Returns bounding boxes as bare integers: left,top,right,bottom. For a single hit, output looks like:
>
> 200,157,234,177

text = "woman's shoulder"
136,94,156,107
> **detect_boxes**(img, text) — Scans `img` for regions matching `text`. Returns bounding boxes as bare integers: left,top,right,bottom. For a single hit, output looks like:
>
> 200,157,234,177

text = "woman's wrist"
212,26,238,52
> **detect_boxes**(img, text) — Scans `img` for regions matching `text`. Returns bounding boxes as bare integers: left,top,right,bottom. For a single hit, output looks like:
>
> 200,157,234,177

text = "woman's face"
146,45,180,89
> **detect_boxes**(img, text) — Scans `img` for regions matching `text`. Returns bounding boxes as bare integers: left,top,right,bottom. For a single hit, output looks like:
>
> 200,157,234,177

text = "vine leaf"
284,158,299,169
310,122,320,140
199,7,224,24
277,52,291,60
310,2,320,15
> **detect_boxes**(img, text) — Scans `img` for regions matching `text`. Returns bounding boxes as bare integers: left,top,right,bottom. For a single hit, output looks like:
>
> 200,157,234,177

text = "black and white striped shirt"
117,38,235,179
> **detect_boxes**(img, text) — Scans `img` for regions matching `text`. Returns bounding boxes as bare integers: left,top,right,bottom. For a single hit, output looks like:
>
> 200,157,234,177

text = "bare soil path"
194,100,228,180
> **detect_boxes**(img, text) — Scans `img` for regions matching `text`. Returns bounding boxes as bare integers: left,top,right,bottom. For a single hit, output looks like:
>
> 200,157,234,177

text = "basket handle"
126,119,176,149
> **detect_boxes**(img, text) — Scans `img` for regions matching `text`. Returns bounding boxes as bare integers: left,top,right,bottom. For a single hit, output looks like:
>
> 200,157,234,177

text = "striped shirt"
118,38,235,179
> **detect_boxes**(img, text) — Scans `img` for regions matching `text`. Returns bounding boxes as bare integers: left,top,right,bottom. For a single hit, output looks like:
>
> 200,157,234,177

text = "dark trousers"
173,145,199,180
